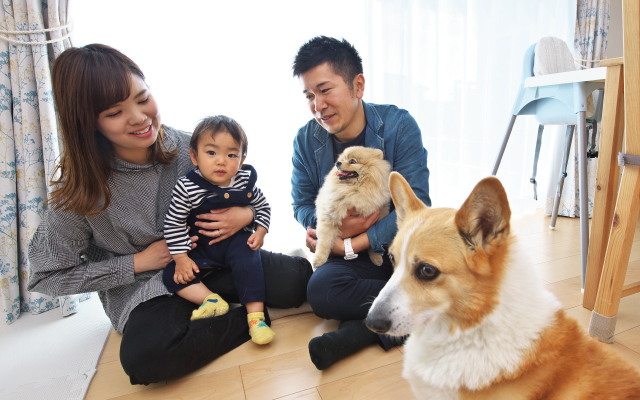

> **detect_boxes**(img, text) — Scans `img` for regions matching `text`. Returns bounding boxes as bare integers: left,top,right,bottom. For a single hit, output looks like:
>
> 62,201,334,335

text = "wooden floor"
86,210,640,400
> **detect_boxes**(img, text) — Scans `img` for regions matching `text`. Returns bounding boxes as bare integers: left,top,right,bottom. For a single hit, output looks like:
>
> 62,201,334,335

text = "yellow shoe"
191,293,229,321
247,312,275,344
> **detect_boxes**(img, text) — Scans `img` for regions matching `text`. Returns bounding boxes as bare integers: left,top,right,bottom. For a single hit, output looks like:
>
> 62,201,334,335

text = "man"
291,36,431,370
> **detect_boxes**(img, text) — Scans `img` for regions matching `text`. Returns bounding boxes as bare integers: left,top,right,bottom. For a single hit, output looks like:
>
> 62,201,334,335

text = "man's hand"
330,236,346,257
339,208,381,239
173,253,199,285
194,207,253,245
305,227,317,253
248,226,267,251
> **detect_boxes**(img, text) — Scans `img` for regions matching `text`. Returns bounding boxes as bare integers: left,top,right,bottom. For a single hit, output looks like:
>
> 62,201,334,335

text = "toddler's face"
190,130,244,187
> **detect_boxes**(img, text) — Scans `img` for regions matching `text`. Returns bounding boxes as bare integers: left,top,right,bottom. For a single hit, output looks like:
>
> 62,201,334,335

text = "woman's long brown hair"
49,44,177,216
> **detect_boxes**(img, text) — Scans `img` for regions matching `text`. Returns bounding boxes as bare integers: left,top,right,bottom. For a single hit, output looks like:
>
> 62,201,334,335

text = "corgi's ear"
455,177,511,256
389,172,427,227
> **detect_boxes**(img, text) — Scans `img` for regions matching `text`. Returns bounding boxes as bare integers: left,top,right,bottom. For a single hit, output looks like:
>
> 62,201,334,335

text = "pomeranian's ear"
455,176,511,255
389,172,427,228
372,148,384,160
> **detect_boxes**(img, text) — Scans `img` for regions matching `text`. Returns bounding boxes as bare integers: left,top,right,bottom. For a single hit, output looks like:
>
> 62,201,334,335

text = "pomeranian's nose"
335,161,342,168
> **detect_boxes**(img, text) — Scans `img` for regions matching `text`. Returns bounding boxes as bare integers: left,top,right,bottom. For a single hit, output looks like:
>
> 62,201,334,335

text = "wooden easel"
582,0,640,343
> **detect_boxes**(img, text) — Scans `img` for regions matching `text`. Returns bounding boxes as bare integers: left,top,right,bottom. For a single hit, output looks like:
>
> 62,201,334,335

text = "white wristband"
344,238,358,260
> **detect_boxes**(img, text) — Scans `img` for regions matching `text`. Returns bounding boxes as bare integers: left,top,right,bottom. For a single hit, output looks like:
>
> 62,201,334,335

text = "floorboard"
86,210,640,399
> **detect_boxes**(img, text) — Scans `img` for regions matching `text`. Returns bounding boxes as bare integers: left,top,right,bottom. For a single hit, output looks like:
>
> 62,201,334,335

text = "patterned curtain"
544,0,610,218
0,0,89,325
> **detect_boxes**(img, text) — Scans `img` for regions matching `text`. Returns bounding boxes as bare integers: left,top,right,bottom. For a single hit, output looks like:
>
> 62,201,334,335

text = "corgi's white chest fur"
402,260,562,398
368,173,640,399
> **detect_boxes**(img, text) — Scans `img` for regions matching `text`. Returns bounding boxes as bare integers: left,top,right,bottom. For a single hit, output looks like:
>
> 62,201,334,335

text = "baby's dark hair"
292,35,363,89
190,115,248,157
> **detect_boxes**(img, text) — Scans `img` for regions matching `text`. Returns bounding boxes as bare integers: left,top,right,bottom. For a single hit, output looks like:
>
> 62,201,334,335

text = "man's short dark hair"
292,36,363,89
190,115,248,157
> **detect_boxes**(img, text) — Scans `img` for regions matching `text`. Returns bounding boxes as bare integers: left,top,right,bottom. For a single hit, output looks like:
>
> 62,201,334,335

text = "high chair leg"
550,125,574,229
492,115,518,175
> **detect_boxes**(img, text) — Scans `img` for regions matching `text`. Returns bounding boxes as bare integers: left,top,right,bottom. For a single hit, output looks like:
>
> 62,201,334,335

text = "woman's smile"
130,124,153,137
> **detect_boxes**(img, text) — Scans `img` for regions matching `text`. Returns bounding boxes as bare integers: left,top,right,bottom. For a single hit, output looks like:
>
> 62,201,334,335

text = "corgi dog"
365,173,640,400
313,146,391,268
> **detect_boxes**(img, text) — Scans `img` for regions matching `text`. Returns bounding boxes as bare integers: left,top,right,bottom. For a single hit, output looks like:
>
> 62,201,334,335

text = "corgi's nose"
364,315,391,334
335,161,342,168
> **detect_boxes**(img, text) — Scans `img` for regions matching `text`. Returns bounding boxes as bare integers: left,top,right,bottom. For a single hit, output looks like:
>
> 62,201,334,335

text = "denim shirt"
291,101,431,254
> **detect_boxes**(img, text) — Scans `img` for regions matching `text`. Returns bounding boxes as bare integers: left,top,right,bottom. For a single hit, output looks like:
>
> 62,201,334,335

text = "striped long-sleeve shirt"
164,166,271,255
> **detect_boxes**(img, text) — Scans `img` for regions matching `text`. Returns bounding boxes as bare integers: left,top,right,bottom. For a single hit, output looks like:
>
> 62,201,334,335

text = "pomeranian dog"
313,146,391,268
365,173,640,400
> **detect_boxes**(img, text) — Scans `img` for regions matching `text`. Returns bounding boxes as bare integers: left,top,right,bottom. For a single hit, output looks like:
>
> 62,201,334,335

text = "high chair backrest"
534,37,577,76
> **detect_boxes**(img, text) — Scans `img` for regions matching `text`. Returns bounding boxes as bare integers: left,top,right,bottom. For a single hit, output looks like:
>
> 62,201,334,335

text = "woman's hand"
133,239,172,273
133,236,198,274
194,207,253,245
339,208,381,239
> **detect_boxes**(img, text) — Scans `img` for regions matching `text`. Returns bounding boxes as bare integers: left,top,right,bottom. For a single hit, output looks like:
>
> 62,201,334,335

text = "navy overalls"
162,166,265,304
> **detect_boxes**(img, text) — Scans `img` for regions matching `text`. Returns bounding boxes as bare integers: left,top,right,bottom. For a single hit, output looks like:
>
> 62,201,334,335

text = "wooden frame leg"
583,64,625,310
589,0,640,343
589,166,640,342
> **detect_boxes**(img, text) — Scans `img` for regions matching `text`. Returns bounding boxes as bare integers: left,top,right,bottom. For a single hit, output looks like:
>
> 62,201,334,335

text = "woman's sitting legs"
120,251,312,384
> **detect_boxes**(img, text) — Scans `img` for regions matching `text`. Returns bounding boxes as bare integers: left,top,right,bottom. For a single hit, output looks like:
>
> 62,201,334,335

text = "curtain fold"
543,0,610,218
0,0,86,325
365,0,577,212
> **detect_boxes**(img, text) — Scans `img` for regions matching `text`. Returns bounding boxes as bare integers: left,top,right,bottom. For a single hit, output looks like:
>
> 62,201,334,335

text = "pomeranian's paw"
313,256,328,268
369,252,383,266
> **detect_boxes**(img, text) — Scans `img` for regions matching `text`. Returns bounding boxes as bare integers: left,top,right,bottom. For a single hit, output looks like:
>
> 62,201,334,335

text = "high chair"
492,37,607,288
583,0,640,344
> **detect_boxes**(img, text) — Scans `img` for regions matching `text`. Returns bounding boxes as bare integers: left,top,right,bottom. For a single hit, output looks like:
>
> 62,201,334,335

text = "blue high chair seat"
491,37,605,288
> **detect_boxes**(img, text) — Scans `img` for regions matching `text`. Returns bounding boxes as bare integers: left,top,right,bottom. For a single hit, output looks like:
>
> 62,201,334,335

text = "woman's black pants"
119,249,312,385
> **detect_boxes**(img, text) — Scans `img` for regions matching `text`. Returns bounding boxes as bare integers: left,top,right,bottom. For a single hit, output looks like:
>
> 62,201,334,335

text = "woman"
27,44,312,385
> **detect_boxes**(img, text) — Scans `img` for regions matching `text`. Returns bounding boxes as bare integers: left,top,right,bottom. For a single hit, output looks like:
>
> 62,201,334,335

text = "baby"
162,115,274,345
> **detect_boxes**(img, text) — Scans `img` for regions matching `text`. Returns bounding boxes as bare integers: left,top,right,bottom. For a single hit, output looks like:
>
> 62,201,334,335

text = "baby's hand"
248,226,267,251
173,254,199,285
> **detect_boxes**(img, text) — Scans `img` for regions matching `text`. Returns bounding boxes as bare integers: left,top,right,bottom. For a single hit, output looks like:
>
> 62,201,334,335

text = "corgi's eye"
416,263,440,281
349,159,356,164
389,253,395,265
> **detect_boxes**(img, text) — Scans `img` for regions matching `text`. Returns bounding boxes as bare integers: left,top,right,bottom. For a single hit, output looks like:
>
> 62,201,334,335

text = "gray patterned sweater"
28,126,194,333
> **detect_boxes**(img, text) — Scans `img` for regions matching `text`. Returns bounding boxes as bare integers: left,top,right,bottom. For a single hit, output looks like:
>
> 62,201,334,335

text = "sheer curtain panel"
365,0,577,212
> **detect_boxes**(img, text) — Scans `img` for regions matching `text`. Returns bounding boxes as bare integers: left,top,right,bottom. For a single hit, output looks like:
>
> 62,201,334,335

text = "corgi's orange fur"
366,173,640,400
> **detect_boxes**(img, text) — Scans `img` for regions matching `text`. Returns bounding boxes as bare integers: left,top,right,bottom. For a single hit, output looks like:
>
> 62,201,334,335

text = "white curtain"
365,0,577,212
68,0,584,253
0,0,90,325
543,0,610,218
